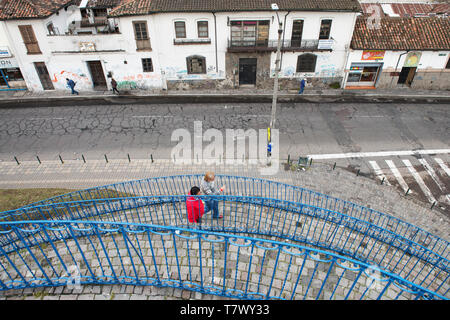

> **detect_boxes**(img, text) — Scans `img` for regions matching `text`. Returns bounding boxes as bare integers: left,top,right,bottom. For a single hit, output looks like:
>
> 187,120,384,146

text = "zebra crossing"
368,157,450,207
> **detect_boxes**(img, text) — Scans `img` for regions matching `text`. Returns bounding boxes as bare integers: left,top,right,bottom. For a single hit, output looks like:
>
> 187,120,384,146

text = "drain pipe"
280,10,291,70
212,12,219,74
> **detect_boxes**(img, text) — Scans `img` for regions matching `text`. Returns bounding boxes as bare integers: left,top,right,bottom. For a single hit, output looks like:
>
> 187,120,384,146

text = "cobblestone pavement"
0,160,449,300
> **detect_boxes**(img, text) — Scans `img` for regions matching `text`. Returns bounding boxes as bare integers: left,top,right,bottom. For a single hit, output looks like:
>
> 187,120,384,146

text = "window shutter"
18,25,41,54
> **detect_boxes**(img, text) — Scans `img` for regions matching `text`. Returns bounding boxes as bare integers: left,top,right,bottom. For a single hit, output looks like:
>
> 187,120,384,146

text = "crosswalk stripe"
307,149,450,160
402,159,437,204
418,159,450,204
385,160,409,193
434,158,450,177
368,161,391,185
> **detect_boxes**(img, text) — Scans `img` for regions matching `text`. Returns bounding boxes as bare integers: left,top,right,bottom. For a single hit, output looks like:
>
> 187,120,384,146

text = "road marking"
132,115,173,118
368,161,391,185
385,160,409,193
434,158,450,177
29,117,66,120
419,158,450,204
307,149,450,160
402,159,437,204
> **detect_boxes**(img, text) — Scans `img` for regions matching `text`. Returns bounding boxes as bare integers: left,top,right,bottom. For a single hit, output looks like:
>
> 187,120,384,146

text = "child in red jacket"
186,186,205,223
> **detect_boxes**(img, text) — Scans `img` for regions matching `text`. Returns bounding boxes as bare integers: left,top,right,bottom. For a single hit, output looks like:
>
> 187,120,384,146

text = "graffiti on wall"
116,73,162,90
52,70,89,84
165,66,224,80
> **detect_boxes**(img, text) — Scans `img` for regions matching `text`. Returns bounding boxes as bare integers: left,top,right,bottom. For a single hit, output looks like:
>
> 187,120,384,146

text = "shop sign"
361,50,385,60
79,42,96,52
318,39,334,50
0,58,19,68
350,66,363,71
0,46,12,58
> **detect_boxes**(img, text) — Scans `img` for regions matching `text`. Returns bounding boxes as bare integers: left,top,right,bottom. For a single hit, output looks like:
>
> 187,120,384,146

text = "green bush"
329,82,341,89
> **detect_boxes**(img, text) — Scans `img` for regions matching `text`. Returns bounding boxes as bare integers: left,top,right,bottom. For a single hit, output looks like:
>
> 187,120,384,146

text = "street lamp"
268,3,283,164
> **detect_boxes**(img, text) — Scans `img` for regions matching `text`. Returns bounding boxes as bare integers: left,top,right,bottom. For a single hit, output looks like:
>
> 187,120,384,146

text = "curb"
0,93,449,107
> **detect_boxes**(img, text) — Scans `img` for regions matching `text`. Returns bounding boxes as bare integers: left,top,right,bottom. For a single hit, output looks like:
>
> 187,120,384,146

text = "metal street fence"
0,193,448,299
0,220,447,300
17,175,450,261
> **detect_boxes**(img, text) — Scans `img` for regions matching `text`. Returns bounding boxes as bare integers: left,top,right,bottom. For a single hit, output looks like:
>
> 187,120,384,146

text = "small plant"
329,82,341,89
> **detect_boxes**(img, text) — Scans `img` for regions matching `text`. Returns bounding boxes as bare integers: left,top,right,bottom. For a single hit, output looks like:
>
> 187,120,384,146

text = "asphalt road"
0,102,448,161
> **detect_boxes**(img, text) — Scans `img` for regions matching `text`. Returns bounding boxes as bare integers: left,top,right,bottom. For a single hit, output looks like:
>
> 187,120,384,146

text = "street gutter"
0,93,449,108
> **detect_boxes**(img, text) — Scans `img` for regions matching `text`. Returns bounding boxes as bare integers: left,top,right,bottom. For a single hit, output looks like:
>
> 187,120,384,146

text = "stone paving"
0,160,449,300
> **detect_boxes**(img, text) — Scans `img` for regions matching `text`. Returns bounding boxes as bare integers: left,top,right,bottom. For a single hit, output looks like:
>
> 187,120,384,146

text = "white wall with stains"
3,8,359,91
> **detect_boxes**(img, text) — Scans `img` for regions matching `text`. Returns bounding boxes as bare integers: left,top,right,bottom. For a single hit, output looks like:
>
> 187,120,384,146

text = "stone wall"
377,70,450,90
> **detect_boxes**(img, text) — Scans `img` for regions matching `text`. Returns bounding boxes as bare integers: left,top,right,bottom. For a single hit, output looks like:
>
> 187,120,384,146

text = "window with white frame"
197,21,208,38
319,19,332,40
175,21,186,38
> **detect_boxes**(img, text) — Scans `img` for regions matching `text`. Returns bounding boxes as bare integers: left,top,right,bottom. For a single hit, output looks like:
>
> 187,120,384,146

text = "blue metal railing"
0,195,448,299
15,175,449,261
0,220,447,300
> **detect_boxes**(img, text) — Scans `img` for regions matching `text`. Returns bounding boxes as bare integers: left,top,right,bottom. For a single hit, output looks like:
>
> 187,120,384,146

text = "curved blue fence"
19,175,449,261
0,176,448,300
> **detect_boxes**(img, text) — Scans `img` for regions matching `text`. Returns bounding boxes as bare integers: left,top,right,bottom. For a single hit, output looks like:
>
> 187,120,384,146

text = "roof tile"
351,16,450,51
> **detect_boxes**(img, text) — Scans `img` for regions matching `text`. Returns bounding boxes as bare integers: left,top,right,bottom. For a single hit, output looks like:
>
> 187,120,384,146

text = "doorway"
239,58,257,86
87,60,107,89
397,67,417,86
291,20,304,47
34,62,54,90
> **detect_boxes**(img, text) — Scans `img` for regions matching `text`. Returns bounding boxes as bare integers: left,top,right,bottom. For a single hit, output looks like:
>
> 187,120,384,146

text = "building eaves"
109,0,362,17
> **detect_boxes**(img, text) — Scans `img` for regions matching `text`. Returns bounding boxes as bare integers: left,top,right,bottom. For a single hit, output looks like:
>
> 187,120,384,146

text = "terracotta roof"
86,0,121,8
0,0,74,20
360,3,450,17
351,16,450,50
109,0,361,17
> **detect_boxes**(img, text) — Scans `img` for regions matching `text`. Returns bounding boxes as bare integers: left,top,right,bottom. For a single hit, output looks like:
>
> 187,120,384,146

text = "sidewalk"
1,87,449,106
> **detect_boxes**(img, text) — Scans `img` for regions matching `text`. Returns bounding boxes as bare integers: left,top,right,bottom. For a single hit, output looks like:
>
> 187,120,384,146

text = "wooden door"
239,58,257,85
87,61,107,89
406,67,417,86
34,62,54,90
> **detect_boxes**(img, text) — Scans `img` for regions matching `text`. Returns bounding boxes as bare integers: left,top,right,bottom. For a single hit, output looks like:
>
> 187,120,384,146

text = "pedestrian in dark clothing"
66,78,79,95
111,78,120,94
298,78,306,94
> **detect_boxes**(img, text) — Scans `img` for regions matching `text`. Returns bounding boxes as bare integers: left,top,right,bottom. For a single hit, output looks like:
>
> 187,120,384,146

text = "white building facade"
1,0,361,92
343,2,450,90
0,21,27,91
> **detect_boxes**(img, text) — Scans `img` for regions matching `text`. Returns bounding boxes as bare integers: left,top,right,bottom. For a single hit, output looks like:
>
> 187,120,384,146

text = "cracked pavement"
0,102,448,163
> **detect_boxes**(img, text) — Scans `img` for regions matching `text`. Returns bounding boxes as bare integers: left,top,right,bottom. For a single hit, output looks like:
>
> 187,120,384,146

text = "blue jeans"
298,86,304,94
70,87,79,95
204,199,220,218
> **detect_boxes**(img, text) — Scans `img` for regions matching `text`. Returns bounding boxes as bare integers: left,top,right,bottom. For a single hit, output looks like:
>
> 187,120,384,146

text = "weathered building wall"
345,50,450,90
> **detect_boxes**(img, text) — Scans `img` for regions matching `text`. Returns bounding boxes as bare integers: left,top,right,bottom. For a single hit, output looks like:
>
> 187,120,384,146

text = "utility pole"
268,3,283,164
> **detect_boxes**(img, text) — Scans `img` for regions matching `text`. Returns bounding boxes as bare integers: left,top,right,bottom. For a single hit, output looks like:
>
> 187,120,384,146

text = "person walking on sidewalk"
200,172,225,219
66,78,79,95
298,78,306,95
111,78,120,94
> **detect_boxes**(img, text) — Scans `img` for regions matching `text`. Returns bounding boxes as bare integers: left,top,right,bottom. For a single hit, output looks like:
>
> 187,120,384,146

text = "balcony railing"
173,38,211,45
80,16,108,28
227,39,334,52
